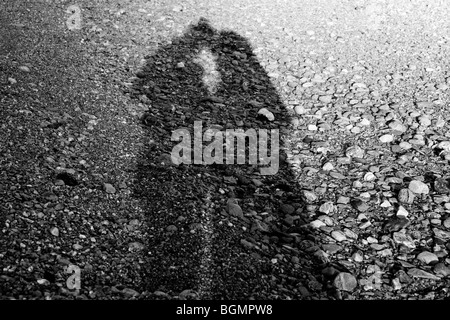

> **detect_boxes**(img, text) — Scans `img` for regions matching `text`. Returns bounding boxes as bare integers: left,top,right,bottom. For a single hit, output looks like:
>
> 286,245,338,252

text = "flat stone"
331,230,347,242
333,272,358,292
417,251,439,264
227,200,243,218
408,180,429,194
407,268,440,280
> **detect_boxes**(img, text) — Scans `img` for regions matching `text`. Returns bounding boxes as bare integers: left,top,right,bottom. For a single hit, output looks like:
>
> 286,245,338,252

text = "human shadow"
129,18,327,299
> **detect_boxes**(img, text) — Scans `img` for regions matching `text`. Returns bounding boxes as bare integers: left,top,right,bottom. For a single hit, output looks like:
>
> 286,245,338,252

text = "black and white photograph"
1,0,450,314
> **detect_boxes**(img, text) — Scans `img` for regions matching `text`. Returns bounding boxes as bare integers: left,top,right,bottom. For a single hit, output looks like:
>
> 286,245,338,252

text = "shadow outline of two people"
129,17,322,299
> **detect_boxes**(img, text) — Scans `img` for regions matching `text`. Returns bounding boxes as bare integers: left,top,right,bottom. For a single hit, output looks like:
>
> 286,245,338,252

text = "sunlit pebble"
19,66,30,72
364,172,376,181
396,205,409,218
322,162,334,171
379,134,394,143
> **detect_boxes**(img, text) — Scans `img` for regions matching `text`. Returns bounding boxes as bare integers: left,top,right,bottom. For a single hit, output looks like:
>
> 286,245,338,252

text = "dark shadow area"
128,18,326,299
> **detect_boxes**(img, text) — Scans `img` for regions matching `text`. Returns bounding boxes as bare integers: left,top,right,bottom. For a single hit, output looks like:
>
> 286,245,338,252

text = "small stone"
351,198,369,212
364,172,376,181
398,188,415,204
322,162,334,171
345,146,364,158
352,252,364,262
302,190,318,203
379,134,394,143
294,105,307,115
407,268,440,280
337,196,350,204
251,220,270,233
319,201,335,215
437,142,450,152
176,62,185,68
392,278,402,290
240,239,254,249
392,232,416,249
331,230,347,242
443,218,450,229
389,121,407,133
280,204,295,215
227,200,243,218
408,180,429,194
417,251,439,265
396,205,409,218
122,288,140,298
434,263,450,277
128,242,145,251
310,220,326,229
322,244,343,254
8,77,17,84
333,272,358,292
257,108,275,121
433,228,450,241
50,227,59,237
319,95,332,103
434,178,450,194
166,225,178,232
418,115,432,127
19,65,30,72
104,183,116,194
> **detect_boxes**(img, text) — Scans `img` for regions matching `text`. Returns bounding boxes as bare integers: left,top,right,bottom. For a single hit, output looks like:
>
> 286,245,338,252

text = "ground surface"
1,0,450,300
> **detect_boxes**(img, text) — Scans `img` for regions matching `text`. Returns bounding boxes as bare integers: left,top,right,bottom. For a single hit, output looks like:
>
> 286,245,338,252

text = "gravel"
2,0,450,301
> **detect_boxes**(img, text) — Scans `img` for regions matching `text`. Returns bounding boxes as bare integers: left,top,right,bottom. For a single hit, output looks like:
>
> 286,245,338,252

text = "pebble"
227,200,243,218
396,205,409,218
319,201,334,215
280,204,295,215
302,190,318,203
416,251,439,264
310,220,326,229
408,180,429,194
345,146,364,158
434,178,450,194
398,188,415,204
331,230,347,242
122,288,140,298
258,108,275,121
392,232,416,249
319,95,332,103
322,244,343,254
50,227,59,237
379,134,394,143
333,272,358,292
433,263,450,277
389,121,407,133
104,183,116,194
240,239,254,249
19,65,30,72
8,77,17,84
322,162,334,171
294,105,307,115
443,218,450,229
